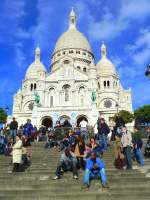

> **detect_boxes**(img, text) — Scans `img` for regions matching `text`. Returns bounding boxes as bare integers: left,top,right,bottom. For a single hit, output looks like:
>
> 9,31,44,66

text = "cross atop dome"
101,41,107,58
69,7,76,30
35,45,40,62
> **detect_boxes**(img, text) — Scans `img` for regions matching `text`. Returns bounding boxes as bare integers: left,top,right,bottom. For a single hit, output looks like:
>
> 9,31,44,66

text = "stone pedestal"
91,102,99,134
32,103,38,127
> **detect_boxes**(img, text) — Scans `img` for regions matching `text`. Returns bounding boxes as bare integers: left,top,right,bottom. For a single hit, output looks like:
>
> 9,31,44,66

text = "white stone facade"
12,9,132,128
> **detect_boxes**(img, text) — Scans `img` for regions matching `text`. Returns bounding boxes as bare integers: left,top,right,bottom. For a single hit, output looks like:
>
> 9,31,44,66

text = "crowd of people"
0,114,150,189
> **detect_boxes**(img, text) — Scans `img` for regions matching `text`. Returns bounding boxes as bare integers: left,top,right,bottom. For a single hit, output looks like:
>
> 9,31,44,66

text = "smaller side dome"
96,42,117,75
25,46,47,79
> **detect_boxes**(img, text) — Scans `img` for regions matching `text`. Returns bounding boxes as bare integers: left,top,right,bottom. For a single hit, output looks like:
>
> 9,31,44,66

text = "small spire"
35,45,40,61
101,41,107,58
69,7,76,30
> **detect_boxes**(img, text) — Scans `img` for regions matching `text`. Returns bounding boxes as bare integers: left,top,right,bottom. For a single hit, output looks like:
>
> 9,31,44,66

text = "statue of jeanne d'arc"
91,89,96,102
34,92,40,104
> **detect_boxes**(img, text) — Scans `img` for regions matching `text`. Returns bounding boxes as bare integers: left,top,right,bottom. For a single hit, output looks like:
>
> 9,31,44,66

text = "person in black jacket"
114,114,125,136
10,118,18,144
132,127,144,166
97,118,110,152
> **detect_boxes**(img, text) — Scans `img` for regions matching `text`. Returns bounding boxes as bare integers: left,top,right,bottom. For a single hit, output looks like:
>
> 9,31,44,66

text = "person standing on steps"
53,147,78,180
97,118,110,152
82,151,108,189
23,119,33,146
132,127,144,167
114,114,125,136
10,117,18,144
121,126,133,170
12,135,23,172
79,119,88,140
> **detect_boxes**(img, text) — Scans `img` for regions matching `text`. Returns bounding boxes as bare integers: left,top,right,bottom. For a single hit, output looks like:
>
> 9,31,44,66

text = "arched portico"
41,116,53,128
59,115,71,124
76,115,88,126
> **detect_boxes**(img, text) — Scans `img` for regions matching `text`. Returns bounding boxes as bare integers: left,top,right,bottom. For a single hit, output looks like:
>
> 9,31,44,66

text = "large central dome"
53,8,92,54
54,29,92,53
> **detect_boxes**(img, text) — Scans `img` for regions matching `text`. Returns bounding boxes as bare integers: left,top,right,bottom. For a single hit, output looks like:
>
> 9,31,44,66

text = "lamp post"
4,106,9,128
5,106,9,114
145,64,150,79
116,102,119,114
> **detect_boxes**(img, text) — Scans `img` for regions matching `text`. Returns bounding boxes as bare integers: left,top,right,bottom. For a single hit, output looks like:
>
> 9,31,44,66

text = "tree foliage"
134,105,150,124
0,108,7,124
118,110,134,124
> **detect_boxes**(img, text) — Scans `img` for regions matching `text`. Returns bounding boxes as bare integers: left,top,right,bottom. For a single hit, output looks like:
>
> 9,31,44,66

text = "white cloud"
0,0,26,40
111,56,122,68
15,42,26,69
77,0,150,41
120,0,150,21
126,28,150,66
0,0,29,68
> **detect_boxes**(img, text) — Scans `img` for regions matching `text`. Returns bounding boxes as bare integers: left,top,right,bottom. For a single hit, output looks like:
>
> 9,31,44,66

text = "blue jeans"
81,128,88,140
10,130,17,143
124,146,132,169
83,168,107,185
135,148,144,166
99,134,108,152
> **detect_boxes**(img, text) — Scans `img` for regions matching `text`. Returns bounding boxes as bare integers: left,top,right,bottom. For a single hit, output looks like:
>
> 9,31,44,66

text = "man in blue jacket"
83,151,108,188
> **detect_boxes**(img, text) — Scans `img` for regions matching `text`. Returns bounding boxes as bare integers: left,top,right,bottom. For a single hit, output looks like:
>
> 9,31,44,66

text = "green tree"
0,108,7,124
118,110,134,124
134,104,150,124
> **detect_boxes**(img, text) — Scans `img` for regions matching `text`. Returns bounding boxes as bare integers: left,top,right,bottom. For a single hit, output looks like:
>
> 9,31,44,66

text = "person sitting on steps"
53,147,78,180
82,151,109,189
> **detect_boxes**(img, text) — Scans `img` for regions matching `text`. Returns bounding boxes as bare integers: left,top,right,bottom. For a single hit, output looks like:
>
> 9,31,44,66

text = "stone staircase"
0,142,150,200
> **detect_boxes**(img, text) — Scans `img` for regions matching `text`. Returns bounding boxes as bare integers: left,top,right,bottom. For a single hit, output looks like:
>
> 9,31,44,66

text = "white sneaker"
53,176,60,180
73,175,78,179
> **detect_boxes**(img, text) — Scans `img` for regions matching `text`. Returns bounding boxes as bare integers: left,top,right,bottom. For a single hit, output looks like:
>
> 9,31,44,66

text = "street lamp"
5,106,9,114
116,102,119,114
145,64,150,79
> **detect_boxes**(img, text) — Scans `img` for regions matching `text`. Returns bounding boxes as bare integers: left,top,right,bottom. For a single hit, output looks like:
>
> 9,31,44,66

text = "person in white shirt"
79,119,88,140
121,126,132,170
12,135,23,172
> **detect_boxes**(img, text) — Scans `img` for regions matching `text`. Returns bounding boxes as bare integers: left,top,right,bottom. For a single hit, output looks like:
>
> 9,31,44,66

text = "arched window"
107,81,110,88
98,82,100,89
104,81,106,87
30,84,33,91
49,88,55,107
69,50,74,54
83,67,87,72
63,85,70,102
79,87,85,106
64,60,70,64
79,86,85,93
81,95,84,106
34,83,36,90
82,52,86,55
77,66,80,70
76,51,80,54
50,96,53,107
113,81,115,88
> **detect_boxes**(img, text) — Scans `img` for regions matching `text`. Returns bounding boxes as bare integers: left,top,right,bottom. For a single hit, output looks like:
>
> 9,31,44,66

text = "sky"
0,0,150,114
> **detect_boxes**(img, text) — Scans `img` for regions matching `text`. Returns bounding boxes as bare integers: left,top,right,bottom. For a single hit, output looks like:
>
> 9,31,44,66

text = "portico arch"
59,115,71,124
41,116,53,128
76,115,88,126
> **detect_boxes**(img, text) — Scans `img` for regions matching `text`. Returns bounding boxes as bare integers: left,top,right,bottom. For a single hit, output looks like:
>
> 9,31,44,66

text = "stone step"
0,141,149,200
